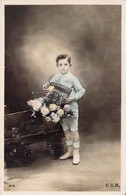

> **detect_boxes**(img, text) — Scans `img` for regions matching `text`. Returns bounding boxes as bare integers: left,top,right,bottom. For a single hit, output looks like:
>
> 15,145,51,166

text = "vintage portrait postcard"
0,0,126,195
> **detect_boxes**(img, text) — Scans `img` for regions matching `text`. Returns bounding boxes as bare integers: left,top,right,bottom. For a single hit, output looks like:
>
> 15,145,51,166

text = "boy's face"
57,58,71,75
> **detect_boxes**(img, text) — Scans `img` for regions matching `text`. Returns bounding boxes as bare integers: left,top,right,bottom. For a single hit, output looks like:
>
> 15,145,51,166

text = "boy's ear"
70,64,72,67
56,63,58,67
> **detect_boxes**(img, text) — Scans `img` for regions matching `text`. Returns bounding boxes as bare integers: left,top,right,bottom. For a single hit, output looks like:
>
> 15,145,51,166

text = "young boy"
43,54,85,165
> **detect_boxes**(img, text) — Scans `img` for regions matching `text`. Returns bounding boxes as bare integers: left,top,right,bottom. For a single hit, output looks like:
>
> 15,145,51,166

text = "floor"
4,131,120,192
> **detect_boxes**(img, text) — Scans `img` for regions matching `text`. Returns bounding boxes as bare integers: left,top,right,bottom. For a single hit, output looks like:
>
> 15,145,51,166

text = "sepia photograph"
0,0,126,194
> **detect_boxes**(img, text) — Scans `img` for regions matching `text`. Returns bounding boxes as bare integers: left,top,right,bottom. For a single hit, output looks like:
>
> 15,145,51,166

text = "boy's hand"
43,82,50,89
65,97,75,103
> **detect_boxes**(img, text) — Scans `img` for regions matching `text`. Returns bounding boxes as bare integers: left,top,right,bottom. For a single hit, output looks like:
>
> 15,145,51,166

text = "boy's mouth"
61,70,67,74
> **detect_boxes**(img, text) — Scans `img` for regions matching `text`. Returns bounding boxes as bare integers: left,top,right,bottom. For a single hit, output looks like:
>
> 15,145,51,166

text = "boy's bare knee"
64,129,71,136
64,129,72,141
71,130,78,136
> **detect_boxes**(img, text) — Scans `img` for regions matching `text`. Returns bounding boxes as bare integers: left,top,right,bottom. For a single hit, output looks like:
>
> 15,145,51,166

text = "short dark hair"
56,54,72,65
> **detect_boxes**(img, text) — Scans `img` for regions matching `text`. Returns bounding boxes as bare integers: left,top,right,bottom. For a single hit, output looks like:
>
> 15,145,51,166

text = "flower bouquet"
27,82,74,124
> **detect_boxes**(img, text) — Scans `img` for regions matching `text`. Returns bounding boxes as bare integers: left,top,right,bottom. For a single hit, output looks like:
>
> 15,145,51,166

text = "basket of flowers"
27,82,74,128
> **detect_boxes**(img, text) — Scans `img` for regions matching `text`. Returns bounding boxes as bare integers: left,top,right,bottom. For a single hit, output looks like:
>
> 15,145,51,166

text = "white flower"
27,100,33,106
50,112,60,123
57,109,64,117
37,97,44,104
32,99,42,111
50,112,56,118
27,99,42,111
45,117,52,122
53,116,60,123
63,104,71,112
49,104,57,111
41,106,50,116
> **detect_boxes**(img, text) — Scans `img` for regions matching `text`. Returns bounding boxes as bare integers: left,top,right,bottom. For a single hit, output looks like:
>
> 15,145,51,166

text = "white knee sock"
66,140,73,146
73,142,80,149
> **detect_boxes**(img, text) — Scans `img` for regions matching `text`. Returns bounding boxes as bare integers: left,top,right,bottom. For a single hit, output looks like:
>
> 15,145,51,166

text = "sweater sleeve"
72,76,85,101
50,75,56,83
42,74,57,90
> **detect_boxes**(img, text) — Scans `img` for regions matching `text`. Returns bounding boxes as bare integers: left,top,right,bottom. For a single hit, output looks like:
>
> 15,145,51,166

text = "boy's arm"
42,74,57,90
72,76,85,101
43,82,50,90
66,77,85,103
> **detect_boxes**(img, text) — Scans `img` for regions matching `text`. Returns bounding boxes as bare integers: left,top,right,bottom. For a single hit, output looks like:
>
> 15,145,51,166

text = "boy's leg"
69,116,80,165
71,130,80,165
59,129,73,160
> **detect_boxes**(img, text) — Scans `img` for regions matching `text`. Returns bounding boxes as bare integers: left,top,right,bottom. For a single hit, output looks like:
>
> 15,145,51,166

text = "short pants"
60,116,78,132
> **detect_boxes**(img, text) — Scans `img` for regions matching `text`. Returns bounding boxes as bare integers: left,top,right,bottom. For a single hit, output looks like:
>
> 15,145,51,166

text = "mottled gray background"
5,5,121,138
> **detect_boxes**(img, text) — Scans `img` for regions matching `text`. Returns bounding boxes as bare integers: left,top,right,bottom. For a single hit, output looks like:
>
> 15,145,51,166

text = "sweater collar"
59,71,71,76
